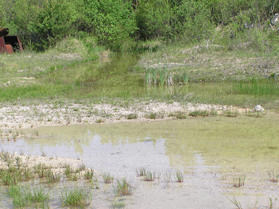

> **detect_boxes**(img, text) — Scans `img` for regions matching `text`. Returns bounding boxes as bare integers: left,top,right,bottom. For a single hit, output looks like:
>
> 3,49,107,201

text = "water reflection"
1,113,279,178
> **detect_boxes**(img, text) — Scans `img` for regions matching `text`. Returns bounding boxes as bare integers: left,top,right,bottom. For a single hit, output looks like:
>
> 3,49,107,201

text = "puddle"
1,113,279,208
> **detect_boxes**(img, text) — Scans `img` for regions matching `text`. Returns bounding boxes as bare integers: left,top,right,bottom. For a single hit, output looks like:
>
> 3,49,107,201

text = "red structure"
0,28,23,54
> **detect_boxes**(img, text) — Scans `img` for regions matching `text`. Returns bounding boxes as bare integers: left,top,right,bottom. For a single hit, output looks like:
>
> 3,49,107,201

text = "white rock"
254,105,264,112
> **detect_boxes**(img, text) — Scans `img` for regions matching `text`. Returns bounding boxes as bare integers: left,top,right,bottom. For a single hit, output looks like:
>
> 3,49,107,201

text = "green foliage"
83,0,137,50
60,187,91,207
31,0,78,50
1,0,279,50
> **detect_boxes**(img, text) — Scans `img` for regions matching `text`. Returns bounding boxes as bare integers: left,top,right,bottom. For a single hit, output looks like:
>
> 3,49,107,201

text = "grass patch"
111,199,125,209
126,113,138,119
8,185,49,208
189,110,209,117
102,172,114,184
246,111,263,118
144,171,156,181
169,111,187,119
113,178,133,196
224,110,238,117
232,80,279,96
84,169,94,180
176,171,184,183
60,187,91,207
46,171,61,183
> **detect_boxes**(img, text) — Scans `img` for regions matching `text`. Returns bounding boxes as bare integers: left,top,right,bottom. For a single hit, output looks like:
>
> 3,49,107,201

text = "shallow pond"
1,113,279,208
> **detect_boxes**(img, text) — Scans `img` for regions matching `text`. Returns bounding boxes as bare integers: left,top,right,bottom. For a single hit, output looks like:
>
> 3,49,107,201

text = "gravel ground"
0,101,252,130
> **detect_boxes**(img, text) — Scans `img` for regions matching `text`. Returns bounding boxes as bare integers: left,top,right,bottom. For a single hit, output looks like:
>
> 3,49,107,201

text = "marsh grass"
267,170,279,182
69,173,80,181
96,118,105,123
126,113,138,119
228,197,242,209
84,169,94,180
246,111,263,118
1,171,18,186
268,197,277,209
77,164,86,172
224,110,238,117
136,167,147,177
102,172,114,184
38,168,50,179
60,187,91,207
164,172,172,183
9,185,49,208
176,171,184,183
233,175,246,187
189,110,209,117
169,111,187,119
146,112,157,119
144,171,156,181
22,168,35,181
46,172,61,183
146,112,164,119
111,199,125,209
113,178,133,196
89,177,100,189
232,80,279,96
64,165,72,177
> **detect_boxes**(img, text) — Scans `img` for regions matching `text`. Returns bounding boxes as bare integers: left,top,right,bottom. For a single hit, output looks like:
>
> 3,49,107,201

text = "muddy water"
2,113,279,208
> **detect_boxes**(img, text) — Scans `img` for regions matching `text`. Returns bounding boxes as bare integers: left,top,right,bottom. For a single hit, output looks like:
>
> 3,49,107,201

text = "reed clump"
113,178,133,196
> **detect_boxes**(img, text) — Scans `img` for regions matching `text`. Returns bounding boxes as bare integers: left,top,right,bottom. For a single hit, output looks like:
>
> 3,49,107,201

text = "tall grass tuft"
232,80,279,96
233,175,246,187
136,167,147,177
60,187,92,207
183,71,188,85
9,185,49,208
102,172,114,184
176,171,184,183
113,178,133,196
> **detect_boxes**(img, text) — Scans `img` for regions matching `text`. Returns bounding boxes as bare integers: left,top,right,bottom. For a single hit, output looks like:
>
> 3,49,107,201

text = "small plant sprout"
113,178,133,196
233,175,246,187
267,170,279,182
41,151,46,157
144,171,156,181
268,197,277,209
90,177,100,189
176,171,184,183
136,167,147,177
164,172,172,183
228,197,242,209
19,149,24,155
84,169,94,180
102,172,114,184
64,164,72,177
111,199,125,209
78,163,86,172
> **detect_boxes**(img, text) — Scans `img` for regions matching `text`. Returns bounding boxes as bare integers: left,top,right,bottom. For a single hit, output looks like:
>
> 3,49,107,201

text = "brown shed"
0,28,23,54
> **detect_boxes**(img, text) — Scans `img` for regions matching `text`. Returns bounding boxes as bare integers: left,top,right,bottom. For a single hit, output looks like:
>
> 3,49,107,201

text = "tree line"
0,0,278,51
